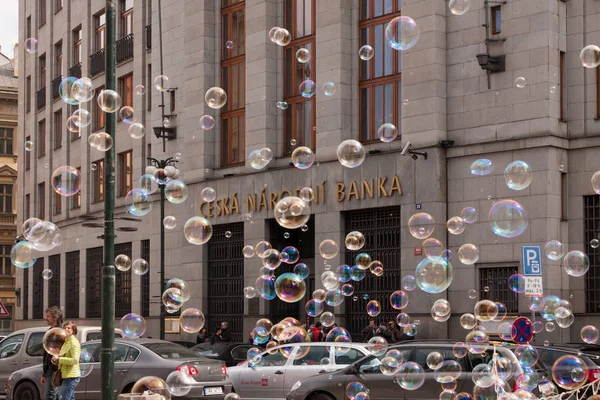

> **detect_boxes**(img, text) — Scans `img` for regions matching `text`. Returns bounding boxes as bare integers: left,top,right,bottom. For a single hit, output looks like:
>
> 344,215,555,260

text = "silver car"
228,342,370,400
6,338,233,400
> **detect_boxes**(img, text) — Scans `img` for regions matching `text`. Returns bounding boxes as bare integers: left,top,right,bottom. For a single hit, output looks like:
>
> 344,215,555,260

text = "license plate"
204,387,223,395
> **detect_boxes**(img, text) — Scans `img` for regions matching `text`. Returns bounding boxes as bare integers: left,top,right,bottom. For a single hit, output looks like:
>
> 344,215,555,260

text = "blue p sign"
522,246,542,276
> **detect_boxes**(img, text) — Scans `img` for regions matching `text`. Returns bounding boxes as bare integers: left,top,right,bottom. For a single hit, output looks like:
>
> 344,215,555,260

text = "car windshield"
192,343,228,357
143,343,200,359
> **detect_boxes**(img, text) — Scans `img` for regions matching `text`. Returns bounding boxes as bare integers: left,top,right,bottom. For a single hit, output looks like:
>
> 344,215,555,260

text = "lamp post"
146,157,180,340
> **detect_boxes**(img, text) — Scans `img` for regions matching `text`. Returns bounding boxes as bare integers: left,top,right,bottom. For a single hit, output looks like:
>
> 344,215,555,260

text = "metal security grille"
48,255,60,309
585,196,600,312
344,207,401,340
140,240,150,317
86,247,103,318
32,258,44,319
207,223,244,342
268,217,315,324
23,267,29,320
479,266,518,313
65,251,79,318
115,242,132,317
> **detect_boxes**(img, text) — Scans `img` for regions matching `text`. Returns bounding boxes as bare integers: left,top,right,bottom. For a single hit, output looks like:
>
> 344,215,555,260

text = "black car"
192,342,253,367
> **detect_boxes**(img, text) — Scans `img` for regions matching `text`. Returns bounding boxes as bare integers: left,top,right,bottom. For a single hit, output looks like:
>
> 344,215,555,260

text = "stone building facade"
15,0,600,343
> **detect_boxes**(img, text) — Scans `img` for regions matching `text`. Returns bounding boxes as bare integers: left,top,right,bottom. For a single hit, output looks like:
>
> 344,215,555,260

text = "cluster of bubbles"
11,218,64,270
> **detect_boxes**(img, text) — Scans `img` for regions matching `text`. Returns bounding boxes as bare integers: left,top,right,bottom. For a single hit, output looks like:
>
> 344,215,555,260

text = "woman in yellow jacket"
51,321,81,400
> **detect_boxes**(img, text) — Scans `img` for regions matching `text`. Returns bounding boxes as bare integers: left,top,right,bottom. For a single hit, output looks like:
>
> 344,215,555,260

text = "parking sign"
522,246,542,276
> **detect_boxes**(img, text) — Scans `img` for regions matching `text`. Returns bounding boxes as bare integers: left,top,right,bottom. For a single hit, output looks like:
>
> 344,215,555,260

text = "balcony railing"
145,25,151,50
51,76,62,100
36,87,46,110
0,276,15,288
116,33,134,63
90,49,105,76
0,214,17,225
68,62,82,79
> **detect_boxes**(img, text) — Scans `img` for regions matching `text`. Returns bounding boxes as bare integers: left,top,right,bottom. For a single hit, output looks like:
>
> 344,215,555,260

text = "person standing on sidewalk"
41,306,63,400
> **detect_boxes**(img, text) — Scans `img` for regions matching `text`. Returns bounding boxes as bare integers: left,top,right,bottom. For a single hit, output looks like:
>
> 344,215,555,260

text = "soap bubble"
397,362,425,390
468,289,478,299
120,313,146,338
323,82,336,96
201,187,216,202
255,276,276,300
396,313,410,327
94,132,114,151
350,265,366,281
79,350,94,377
275,273,306,303
460,313,477,330
51,166,81,196
296,48,311,63
345,231,366,250
305,299,323,317
183,216,213,245
432,299,451,318
515,77,527,88
276,101,289,110
255,241,272,258
415,256,453,294
426,352,444,370
299,80,316,98
367,336,388,356
27,221,61,252
249,149,270,170
504,161,532,190
115,254,132,272
337,265,352,283
453,342,467,358
458,244,479,265
179,308,205,333
474,300,498,322
552,355,587,390
128,122,145,139
563,250,589,277
358,45,374,60
580,45,600,68
390,290,409,309
226,40,235,49
24,140,34,151
402,275,417,291
281,246,300,264
165,180,189,204
346,381,369,400
592,239,600,249
135,85,146,95
268,27,283,43
132,259,149,275
140,174,158,195
435,360,462,383
243,286,257,298
66,116,81,133
377,123,398,143
325,289,344,306
341,284,354,296
581,325,599,344
545,240,564,260
132,376,169,398
508,274,526,293
291,146,316,169
408,213,435,239
449,0,471,15
274,196,310,229
166,370,192,397
199,115,215,130
72,77,95,102
489,199,528,238
73,109,92,128
276,28,291,46
154,75,170,91
205,87,227,109
119,106,135,124
25,38,38,53
355,253,372,270
59,77,79,105
41,269,53,280
162,287,185,309
319,240,339,259
97,89,122,113
385,16,420,51
447,216,466,235
470,159,493,175
337,140,366,168
320,311,335,327
125,189,152,217
380,356,401,376
43,328,67,355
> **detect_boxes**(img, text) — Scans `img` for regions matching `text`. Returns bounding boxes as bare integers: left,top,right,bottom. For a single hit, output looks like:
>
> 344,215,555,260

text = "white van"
0,326,123,399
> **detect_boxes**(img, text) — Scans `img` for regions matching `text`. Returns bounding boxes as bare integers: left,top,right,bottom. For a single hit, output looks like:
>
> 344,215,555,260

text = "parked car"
532,343,600,384
192,342,254,367
171,340,197,348
0,326,123,399
287,341,526,400
228,342,371,399
6,338,233,400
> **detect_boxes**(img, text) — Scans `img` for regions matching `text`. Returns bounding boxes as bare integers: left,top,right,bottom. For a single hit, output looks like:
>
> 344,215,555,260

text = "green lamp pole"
147,157,179,340
101,1,117,399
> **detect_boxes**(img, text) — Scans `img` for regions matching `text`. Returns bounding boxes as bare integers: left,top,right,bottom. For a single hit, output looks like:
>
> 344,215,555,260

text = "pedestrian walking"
52,321,81,400
41,306,62,400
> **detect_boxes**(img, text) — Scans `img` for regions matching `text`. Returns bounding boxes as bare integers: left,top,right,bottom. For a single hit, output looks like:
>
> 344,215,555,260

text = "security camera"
401,142,413,156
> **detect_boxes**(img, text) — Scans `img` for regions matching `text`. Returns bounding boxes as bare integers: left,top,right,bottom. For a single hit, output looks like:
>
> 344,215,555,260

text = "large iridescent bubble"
397,362,425,390
415,256,453,294
337,140,366,168
504,161,532,191
488,199,528,238
183,216,213,245
408,213,435,239
120,313,147,338
384,16,420,51
563,250,589,277
51,166,81,196
552,355,587,390
274,196,310,229
10,241,37,268
125,188,152,216
274,273,306,303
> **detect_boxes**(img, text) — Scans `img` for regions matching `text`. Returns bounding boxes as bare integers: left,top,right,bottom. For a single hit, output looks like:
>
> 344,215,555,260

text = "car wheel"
121,383,134,394
14,381,40,400
309,392,336,400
